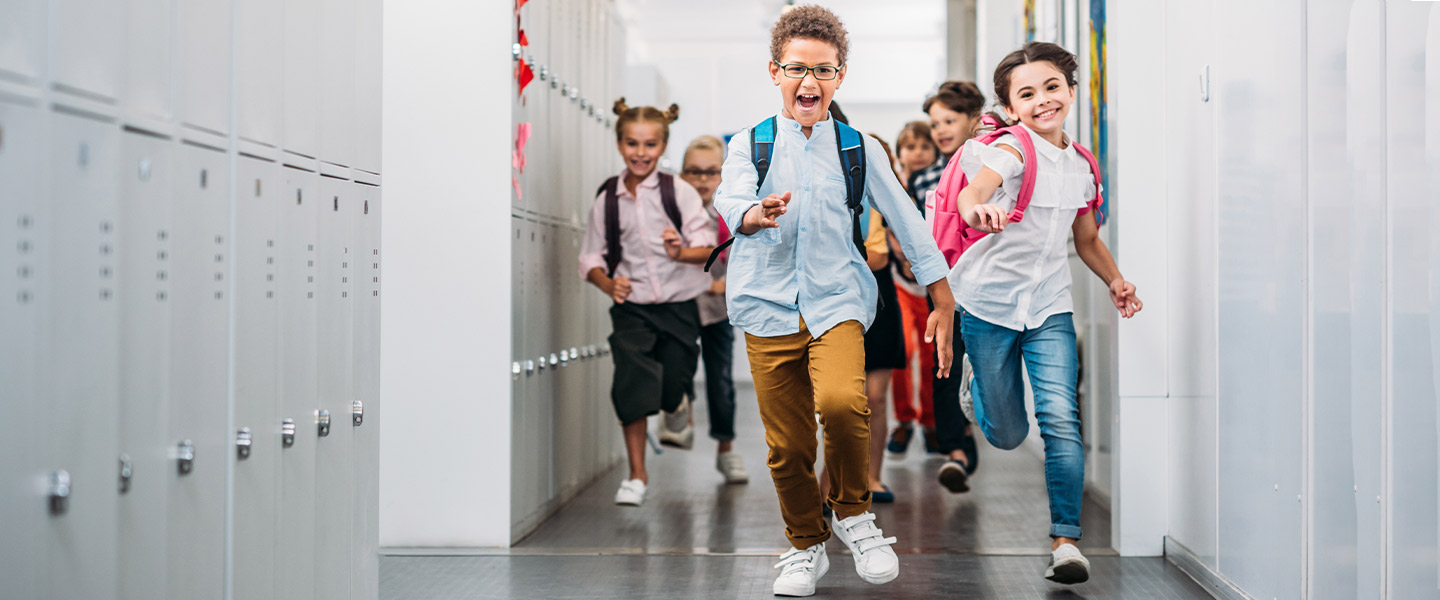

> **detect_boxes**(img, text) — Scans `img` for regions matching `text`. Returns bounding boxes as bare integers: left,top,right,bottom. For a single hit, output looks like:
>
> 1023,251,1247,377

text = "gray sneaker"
958,354,977,425
716,451,749,484
659,397,694,450
1045,543,1091,584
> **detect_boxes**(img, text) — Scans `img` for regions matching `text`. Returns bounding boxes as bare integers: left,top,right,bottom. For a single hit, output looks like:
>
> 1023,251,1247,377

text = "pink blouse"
578,169,716,304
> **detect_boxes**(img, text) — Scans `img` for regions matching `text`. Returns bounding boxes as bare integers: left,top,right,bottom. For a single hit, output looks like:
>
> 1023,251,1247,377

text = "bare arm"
1072,215,1143,318
956,144,1022,233
586,267,631,304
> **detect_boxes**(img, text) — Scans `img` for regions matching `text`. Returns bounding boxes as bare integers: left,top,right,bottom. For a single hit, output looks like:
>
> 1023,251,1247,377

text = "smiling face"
770,37,845,131
927,103,979,157
1001,60,1076,142
616,121,667,179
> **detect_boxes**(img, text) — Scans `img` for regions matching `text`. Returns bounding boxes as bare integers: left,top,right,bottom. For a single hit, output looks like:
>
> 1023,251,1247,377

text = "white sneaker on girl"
830,512,899,584
1045,543,1091,584
613,479,646,506
772,543,829,597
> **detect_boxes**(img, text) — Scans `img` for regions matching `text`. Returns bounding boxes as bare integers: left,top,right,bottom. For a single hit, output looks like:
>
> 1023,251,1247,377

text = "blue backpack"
704,117,870,271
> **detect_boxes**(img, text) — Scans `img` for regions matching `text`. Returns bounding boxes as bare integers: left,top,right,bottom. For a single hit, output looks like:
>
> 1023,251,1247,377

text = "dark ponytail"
922,81,985,117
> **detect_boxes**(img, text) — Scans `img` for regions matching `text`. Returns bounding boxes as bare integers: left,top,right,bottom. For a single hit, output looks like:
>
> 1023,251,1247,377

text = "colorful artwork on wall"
1024,0,1037,42
1089,0,1109,221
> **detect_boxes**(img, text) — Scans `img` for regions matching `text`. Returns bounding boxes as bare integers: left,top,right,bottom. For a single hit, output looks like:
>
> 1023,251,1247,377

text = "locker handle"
317,410,331,438
352,401,364,427
176,440,195,476
49,470,71,515
282,419,296,448
118,455,133,494
236,428,253,460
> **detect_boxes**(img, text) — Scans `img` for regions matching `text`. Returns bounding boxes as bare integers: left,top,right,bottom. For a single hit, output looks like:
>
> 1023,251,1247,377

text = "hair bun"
665,103,681,123
613,97,630,116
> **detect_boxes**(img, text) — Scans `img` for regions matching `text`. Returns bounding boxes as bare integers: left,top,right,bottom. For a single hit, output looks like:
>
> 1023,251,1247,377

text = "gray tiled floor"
382,381,1212,599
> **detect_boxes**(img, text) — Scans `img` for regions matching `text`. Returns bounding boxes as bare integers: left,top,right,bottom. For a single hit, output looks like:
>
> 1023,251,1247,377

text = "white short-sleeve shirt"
947,124,1099,331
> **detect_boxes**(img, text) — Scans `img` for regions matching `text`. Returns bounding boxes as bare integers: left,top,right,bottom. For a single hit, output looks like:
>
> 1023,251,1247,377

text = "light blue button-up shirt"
714,113,950,339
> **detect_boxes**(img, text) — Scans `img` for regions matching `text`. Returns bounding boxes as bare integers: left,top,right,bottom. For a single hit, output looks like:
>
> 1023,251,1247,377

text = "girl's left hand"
662,228,682,260
1109,279,1143,318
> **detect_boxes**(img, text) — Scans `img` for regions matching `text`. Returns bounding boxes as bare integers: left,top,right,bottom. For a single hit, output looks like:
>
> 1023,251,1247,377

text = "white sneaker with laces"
1045,543,1091,584
772,543,829,597
613,479,646,506
958,354,977,425
716,451,749,484
659,398,695,450
830,512,899,584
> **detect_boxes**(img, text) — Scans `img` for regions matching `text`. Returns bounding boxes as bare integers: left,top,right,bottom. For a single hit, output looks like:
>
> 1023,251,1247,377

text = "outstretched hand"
969,204,1009,233
741,191,791,233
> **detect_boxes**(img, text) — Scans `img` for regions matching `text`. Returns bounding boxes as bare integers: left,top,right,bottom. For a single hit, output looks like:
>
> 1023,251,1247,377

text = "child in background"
578,99,717,507
886,122,942,460
713,6,955,596
951,42,1142,584
678,135,748,484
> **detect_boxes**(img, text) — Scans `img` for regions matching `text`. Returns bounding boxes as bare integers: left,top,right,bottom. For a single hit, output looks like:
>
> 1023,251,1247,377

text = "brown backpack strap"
657,172,683,231
600,176,622,278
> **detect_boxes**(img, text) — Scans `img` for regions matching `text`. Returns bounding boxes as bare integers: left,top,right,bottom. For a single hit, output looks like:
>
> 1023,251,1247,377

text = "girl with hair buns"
577,98,716,507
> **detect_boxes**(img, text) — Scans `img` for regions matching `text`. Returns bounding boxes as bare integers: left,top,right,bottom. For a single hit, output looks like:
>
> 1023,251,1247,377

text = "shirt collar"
776,111,834,138
615,168,662,198
1017,123,1074,162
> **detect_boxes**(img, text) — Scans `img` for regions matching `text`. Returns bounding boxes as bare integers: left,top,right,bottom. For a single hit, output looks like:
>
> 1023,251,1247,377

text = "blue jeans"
961,309,1084,540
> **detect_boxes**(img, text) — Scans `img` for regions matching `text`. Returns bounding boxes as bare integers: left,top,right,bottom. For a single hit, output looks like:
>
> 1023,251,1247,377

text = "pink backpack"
924,123,1106,267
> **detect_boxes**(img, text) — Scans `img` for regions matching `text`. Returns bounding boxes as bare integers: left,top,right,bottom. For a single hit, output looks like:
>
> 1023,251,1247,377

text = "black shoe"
922,426,941,455
871,485,895,504
937,460,970,493
885,424,913,458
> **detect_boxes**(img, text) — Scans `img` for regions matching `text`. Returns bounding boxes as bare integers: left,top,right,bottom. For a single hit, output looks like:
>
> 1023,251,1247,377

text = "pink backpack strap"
1072,142,1105,225
989,125,1039,222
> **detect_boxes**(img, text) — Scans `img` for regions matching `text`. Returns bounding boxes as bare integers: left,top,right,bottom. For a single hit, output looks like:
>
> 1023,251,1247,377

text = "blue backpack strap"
833,120,868,260
707,117,776,272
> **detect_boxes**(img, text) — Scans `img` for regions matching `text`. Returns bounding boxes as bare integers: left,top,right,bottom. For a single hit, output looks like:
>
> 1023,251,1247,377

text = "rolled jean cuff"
1050,523,1083,540
709,430,735,442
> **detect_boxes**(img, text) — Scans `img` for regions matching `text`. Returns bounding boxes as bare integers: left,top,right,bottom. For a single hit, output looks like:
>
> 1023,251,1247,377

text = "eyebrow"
1016,77,1063,93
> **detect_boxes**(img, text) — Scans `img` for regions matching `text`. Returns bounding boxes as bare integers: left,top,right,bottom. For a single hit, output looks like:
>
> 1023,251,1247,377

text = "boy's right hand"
739,192,790,234
610,275,632,304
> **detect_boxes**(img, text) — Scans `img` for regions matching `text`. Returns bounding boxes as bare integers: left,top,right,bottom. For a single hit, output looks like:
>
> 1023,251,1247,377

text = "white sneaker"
958,354,977,425
614,479,646,506
772,543,829,597
659,398,695,450
830,512,899,584
716,451,749,484
1045,543,1091,584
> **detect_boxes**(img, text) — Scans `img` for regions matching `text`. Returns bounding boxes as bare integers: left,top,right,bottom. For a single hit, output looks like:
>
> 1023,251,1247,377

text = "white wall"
380,0,513,547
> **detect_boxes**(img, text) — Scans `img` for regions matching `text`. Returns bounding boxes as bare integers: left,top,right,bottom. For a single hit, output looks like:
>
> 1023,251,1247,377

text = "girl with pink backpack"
930,42,1142,585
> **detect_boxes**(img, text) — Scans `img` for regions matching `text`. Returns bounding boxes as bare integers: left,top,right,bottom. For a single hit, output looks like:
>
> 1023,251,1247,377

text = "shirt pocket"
815,174,855,242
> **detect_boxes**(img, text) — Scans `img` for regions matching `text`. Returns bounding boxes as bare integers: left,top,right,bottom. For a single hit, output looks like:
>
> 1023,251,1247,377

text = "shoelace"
837,513,897,555
773,548,818,575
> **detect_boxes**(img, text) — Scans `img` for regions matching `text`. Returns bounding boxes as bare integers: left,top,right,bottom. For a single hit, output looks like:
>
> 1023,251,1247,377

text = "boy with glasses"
712,5,956,596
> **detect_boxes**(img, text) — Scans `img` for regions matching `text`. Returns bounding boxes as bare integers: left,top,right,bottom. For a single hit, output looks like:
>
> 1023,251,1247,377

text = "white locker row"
0,104,380,600
0,0,380,175
508,0,628,537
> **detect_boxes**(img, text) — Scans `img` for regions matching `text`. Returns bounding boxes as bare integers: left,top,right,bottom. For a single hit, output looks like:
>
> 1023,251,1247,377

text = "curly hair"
612,97,680,143
770,5,849,66
993,42,1079,107
922,81,986,117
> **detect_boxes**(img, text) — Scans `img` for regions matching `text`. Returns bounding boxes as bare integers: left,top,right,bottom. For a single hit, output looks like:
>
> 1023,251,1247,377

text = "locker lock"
536,356,547,371
512,42,521,59
282,418,296,448
352,400,364,427
118,455,133,494
580,98,588,110
569,88,579,101
549,353,560,367
560,351,569,366
49,470,71,515
236,427,253,460
317,410,332,438
539,66,548,81
512,362,522,378
176,440,196,476
525,360,536,375
570,347,580,362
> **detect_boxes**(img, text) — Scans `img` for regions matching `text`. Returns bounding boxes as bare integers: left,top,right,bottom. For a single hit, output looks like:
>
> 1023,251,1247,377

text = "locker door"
0,101,47,600
123,0,175,126
237,0,284,148
318,0,356,168
233,156,282,600
117,130,172,600
176,0,232,135
352,0,382,174
46,112,121,600
166,144,230,600
52,0,124,102
0,0,44,83
277,166,320,600
349,183,380,600
314,176,355,600
283,0,321,158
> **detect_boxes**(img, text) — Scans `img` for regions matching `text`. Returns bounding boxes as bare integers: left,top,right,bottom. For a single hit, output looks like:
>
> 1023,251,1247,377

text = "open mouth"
936,136,954,148
1034,107,1059,121
796,94,820,112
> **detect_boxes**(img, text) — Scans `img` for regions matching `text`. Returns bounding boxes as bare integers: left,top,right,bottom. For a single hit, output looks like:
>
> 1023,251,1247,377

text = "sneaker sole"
937,464,970,493
856,562,898,585
1045,559,1090,585
773,551,829,597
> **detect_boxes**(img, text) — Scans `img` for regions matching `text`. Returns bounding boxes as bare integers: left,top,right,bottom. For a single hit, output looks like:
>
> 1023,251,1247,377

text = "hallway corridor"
380,383,1211,599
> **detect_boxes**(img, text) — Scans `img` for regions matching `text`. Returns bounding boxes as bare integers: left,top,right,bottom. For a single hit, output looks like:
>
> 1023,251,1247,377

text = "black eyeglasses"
682,168,721,179
774,61,842,81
